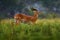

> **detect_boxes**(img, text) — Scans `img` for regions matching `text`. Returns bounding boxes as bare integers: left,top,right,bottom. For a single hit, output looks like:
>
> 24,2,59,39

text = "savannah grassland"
0,19,60,40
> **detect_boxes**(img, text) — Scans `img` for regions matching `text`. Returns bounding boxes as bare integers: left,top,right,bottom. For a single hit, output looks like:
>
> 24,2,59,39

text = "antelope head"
31,8,39,17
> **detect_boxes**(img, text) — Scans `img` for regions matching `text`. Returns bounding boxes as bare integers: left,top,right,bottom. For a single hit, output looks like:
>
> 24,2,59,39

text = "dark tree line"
0,0,60,18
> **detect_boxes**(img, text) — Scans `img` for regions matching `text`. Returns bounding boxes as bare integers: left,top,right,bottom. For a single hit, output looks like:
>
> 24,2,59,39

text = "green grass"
0,19,60,40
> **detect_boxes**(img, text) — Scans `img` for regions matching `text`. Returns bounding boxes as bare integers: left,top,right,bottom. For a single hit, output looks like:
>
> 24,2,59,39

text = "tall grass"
0,19,60,40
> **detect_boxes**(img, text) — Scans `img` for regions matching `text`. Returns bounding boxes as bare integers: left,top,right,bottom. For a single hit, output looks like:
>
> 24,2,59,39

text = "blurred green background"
0,0,60,19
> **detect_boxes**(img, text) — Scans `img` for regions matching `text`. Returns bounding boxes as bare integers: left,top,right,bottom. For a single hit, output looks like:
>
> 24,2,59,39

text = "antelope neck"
33,11,39,18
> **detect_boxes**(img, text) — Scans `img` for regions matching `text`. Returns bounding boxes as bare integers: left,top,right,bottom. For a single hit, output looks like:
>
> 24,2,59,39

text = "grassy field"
0,19,60,40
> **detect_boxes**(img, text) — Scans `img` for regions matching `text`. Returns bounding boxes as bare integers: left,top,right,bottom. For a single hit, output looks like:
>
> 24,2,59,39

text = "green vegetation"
0,19,60,40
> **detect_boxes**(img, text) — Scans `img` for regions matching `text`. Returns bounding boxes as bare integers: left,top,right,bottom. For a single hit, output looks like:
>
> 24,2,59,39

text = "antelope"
14,8,39,24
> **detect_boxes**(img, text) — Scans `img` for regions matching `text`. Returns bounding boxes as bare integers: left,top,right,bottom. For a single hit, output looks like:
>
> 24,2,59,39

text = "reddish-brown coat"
14,9,39,24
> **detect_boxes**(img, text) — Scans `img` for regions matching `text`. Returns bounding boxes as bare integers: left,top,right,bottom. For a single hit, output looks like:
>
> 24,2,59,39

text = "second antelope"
14,8,39,24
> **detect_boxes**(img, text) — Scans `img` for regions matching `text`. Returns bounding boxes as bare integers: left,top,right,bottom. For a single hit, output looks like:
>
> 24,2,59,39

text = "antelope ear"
31,8,38,11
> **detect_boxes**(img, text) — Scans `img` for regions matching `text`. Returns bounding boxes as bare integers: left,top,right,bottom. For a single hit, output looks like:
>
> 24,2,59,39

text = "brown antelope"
14,8,39,24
